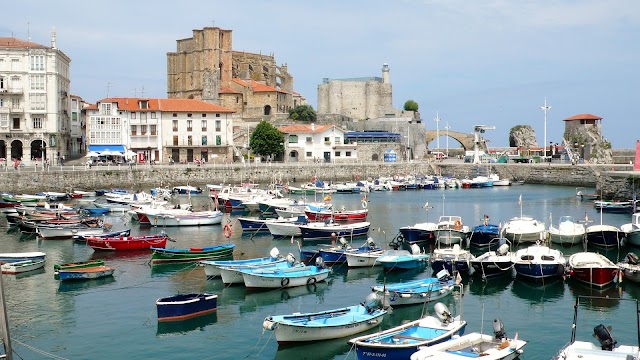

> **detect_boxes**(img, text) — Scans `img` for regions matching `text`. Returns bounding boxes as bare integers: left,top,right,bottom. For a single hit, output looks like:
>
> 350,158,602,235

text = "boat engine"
410,244,422,255
493,318,506,340
315,256,326,270
339,237,351,249
286,253,297,265
366,237,377,249
436,269,452,282
363,292,383,313
434,303,453,324
626,252,639,265
269,247,280,259
496,244,510,256
594,324,617,351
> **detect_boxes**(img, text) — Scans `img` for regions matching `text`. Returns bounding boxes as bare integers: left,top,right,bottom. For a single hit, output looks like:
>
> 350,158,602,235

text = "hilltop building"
0,32,71,165
85,97,234,164
563,113,612,163
166,26,304,122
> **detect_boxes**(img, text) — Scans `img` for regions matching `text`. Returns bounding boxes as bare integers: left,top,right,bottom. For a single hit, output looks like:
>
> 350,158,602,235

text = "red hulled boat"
85,234,169,251
568,251,619,287
305,208,368,222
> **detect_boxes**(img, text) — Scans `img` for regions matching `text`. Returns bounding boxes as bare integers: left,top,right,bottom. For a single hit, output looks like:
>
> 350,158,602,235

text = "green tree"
404,100,419,112
289,105,317,122
250,121,284,157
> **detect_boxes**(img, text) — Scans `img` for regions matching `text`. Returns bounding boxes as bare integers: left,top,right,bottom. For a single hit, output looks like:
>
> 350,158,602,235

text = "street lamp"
434,112,441,151
540,98,551,159
444,121,451,158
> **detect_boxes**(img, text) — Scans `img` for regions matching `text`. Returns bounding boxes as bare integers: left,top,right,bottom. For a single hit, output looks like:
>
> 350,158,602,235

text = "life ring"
281,277,290,287
223,224,233,238
454,220,462,231
361,200,368,209
306,277,317,285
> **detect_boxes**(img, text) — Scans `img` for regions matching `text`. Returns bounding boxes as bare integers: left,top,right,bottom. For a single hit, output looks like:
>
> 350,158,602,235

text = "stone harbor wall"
0,162,635,200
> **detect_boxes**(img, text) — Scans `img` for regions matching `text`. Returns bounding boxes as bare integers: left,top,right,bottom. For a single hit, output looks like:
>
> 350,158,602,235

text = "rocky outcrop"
509,125,537,148
564,126,613,164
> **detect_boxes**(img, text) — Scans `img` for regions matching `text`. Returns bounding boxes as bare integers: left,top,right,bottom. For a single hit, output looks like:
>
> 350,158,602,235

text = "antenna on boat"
442,194,446,217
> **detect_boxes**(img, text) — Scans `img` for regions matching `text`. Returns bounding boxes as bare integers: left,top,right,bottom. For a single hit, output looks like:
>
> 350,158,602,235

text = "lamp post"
434,112,441,151
444,121,450,158
540,98,551,159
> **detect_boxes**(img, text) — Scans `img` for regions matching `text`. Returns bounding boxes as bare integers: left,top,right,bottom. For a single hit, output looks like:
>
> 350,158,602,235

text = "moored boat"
502,216,546,244
150,244,235,265
470,242,514,278
430,244,474,275
621,213,640,247
567,251,618,287
262,293,386,344
57,265,115,281
371,271,454,307
200,247,283,279
512,243,566,280
548,216,586,246
434,216,471,246
86,233,170,251
0,251,46,263
156,293,217,322
239,257,330,289
375,244,430,271
53,259,105,279
299,221,371,241
617,252,640,283
1,259,46,274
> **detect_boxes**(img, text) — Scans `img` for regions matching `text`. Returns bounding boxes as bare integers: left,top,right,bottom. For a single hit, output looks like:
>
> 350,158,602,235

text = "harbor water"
1,184,639,359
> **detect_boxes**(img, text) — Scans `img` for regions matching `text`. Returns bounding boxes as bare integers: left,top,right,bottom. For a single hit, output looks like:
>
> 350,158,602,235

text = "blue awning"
88,145,125,153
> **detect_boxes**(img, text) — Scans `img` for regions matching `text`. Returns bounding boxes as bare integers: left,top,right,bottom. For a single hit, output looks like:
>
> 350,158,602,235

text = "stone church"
166,26,305,121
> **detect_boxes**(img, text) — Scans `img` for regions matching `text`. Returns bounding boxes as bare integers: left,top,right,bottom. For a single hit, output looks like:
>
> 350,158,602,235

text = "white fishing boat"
434,216,470,245
548,215,586,246
239,258,331,289
1,259,46,274
502,216,546,244
621,213,640,246
143,210,223,227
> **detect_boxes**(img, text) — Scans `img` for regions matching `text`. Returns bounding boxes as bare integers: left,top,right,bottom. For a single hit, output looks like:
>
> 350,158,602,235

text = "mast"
0,272,13,360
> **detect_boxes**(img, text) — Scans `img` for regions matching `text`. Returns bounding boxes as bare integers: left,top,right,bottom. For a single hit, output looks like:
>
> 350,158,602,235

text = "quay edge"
0,162,637,201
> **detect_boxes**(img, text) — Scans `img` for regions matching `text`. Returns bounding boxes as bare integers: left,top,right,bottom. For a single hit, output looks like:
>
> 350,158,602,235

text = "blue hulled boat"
371,271,454,307
349,302,466,360
375,244,430,271
299,221,370,241
512,244,566,280
319,237,381,265
156,293,218,321
469,220,500,247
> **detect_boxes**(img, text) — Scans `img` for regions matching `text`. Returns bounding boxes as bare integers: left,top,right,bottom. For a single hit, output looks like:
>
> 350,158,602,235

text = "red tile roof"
219,87,242,94
277,124,334,133
95,98,234,113
0,37,48,49
563,113,602,121
231,79,287,93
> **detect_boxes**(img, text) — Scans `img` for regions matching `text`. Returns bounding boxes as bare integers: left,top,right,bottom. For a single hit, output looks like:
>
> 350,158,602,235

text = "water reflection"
569,282,622,309
57,276,116,293
331,265,384,283
511,277,566,304
274,335,351,360
156,312,218,336
468,274,515,297
11,266,47,279
240,282,330,314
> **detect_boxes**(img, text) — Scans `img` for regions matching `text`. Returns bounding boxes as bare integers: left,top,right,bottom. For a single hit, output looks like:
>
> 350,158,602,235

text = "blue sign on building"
384,149,397,162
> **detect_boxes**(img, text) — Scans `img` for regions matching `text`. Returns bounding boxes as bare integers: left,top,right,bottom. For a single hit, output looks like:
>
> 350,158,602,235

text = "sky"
3,0,639,148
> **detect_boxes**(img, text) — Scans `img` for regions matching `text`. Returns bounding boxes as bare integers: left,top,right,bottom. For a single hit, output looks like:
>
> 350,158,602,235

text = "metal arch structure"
424,130,476,151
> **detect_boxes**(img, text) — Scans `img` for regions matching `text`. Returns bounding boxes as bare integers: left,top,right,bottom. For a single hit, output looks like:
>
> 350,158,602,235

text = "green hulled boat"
150,244,235,265
53,259,105,279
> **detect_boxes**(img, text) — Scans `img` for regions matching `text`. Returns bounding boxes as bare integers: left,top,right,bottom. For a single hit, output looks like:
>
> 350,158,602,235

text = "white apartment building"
278,123,357,163
0,33,71,164
69,95,86,156
86,97,234,163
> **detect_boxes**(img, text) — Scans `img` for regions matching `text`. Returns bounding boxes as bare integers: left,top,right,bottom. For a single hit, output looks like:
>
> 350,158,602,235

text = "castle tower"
382,63,390,84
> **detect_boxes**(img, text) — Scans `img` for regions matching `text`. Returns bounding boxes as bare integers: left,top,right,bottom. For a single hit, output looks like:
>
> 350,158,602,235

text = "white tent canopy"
86,151,100,157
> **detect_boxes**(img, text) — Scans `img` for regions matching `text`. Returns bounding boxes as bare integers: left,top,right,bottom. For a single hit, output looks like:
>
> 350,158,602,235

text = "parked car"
432,151,448,160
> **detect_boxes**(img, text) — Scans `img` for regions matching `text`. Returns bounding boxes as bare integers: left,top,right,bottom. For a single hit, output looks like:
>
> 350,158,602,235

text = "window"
201,120,207,131
0,114,8,128
140,125,147,135
172,120,178,131
139,100,149,109
216,113,220,117
306,137,312,143
30,75,45,90
324,137,331,144
100,103,111,115
187,113,192,118
288,135,298,143
334,151,341,157
140,112,147,121
131,112,136,119
216,135,221,145
187,135,192,146
173,135,178,146
187,120,192,131
215,120,221,132
150,125,157,135
345,151,352,157
173,113,177,117
335,137,341,144
131,125,137,136
201,135,207,145
201,114,207,118
306,152,312,157
13,117,20,129
29,94,46,110
151,112,156,119
33,117,43,129
30,55,45,71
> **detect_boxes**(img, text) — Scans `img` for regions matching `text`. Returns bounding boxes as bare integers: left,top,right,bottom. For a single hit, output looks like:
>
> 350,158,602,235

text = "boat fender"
361,200,367,209
281,277,290,287
400,293,411,298
306,277,316,285
263,319,277,331
223,224,232,238
454,220,462,231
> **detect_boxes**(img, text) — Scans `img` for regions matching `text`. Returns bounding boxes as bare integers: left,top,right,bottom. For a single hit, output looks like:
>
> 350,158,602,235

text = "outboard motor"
269,247,280,259
410,244,422,255
593,324,616,351
626,252,639,265
366,237,376,249
493,318,506,340
363,292,382,313
496,244,510,256
315,256,326,270
436,269,452,282
434,302,453,324
286,253,297,266
339,237,349,248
